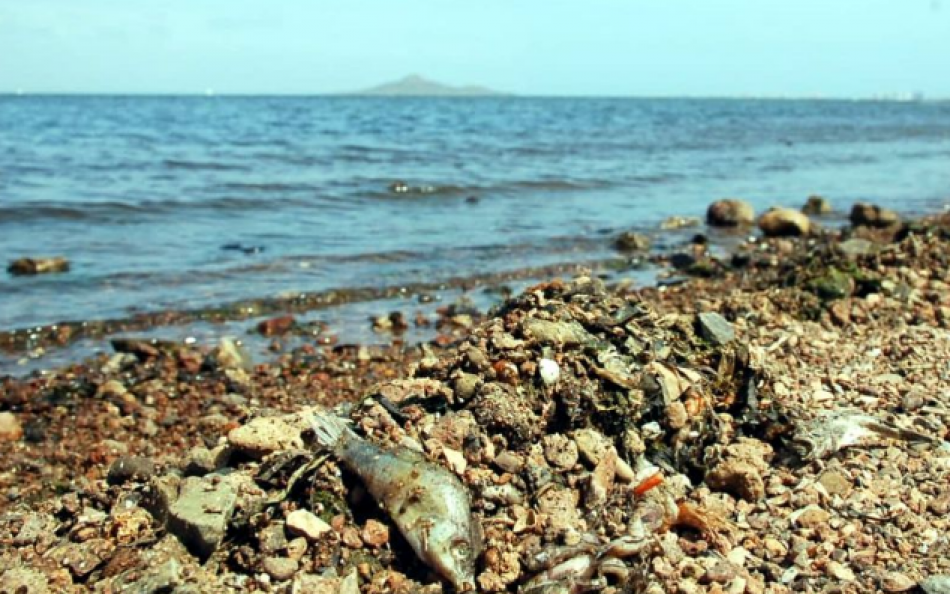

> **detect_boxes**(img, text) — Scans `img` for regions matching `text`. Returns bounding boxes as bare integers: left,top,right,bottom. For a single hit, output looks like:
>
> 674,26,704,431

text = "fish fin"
310,411,357,450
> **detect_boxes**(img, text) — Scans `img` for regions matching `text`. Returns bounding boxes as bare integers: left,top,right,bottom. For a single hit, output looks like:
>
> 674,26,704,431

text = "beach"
2,204,949,592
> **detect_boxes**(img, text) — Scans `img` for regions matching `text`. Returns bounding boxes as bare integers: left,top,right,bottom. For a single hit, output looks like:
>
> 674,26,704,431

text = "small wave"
163,159,249,171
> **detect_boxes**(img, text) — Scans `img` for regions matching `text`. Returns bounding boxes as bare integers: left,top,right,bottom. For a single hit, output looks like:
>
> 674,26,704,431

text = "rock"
538,358,560,386
292,574,345,594
921,576,950,594
705,439,773,502
361,519,390,547
258,523,288,554
111,338,180,360
286,509,332,541
850,202,901,228
808,268,855,301
167,476,238,558
522,318,596,347
257,315,296,336
262,557,299,581
790,505,831,528
837,238,877,259
7,256,70,276
660,216,701,230
0,411,23,442
0,567,50,594
758,207,811,237
697,312,735,345
613,231,652,252
707,199,755,227
542,434,579,471
817,469,852,497
183,445,230,476
826,560,855,581
107,456,157,485
227,416,304,458
801,195,831,215
125,559,182,593
880,572,916,592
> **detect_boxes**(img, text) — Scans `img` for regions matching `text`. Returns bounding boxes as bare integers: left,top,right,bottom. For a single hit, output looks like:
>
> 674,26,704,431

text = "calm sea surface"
1,96,949,331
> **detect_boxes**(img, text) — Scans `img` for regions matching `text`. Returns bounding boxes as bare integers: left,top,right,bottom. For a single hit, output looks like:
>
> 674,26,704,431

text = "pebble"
921,576,950,594
107,456,156,485
698,312,736,345
538,358,560,386
790,505,831,528
880,571,917,592
262,557,298,581
227,416,304,458
166,476,238,558
826,560,856,581
0,411,23,442
286,509,331,542
542,434,579,470
360,519,389,547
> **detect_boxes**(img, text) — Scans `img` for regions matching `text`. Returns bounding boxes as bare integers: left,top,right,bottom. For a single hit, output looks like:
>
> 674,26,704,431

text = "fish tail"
310,411,357,450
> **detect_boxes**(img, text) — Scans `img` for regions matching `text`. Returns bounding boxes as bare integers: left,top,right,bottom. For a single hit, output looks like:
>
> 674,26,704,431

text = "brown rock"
801,195,832,215
257,315,296,336
613,231,652,252
227,416,304,458
850,202,901,228
7,256,70,276
758,207,811,237
262,557,298,581
286,509,331,541
0,411,23,442
707,199,755,227
360,519,390,547
542,434,579,471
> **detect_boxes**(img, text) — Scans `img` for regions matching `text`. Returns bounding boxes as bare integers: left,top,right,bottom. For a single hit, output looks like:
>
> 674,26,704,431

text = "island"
354,74,506,97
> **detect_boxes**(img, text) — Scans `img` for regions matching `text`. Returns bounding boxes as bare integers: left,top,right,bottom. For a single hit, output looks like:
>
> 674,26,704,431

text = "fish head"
425,522,478,591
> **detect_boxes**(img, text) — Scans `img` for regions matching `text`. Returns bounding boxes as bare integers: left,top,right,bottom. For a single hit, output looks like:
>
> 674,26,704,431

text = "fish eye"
452,540,471,560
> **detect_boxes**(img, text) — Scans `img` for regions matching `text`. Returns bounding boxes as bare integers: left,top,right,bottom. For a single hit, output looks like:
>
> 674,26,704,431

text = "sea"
1,96,949,370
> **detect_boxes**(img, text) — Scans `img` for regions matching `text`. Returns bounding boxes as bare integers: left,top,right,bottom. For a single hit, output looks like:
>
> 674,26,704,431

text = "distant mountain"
355,75,506,97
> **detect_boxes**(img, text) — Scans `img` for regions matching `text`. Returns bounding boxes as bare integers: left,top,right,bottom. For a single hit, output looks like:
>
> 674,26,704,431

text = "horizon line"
0,91,944,102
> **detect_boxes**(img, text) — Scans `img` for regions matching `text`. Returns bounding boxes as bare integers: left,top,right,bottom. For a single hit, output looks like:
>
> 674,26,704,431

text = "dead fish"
790,410,938,460
310,411,481,591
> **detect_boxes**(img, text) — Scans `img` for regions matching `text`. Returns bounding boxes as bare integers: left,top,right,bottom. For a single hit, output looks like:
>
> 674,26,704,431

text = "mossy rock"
808,268,855,301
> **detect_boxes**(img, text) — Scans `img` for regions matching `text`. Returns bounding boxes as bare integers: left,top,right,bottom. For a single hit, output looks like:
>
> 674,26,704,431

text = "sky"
0,0,948,97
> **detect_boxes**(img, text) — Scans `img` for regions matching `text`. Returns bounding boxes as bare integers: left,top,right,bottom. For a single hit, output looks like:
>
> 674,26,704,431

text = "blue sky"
1,0,948,96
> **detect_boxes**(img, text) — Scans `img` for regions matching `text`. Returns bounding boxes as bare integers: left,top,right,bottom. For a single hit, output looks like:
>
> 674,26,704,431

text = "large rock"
850,202,900,228
697,312,735,345
167,476,237,558
706,199,755,227
758,207,811,237
7,257,70,276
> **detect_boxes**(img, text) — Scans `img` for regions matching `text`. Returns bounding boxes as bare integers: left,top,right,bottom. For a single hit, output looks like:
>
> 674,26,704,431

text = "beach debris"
660,215,701,230
166,476,238,558
7,256,70,276
789,409,938,460
538,358,560,386
706,199,754,227
850,201,901,228
758,207,811,237
801,195,832,215
310,411,481,591
696,312,735,345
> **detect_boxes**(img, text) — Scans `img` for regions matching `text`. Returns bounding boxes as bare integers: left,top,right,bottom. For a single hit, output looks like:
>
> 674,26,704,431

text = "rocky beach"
2,200,950,593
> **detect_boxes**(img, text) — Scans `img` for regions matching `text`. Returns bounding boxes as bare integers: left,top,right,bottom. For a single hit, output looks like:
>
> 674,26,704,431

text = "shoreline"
1,207,949,592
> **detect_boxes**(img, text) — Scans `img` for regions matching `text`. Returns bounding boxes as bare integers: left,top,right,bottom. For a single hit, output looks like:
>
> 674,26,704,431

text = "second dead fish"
790,410,938,460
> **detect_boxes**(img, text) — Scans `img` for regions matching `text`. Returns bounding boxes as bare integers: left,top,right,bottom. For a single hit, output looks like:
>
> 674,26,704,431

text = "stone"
837,238,877,259
167,476,237,558
183,445,230,476
705,438,772,502
107,456,156,485
0,567,50,593
817,469,852,497
758,207,811,237
262,557,299,581
790,505,830,528
542,434,579,471
707,199,755,227
257,315,296,336
7,256,70,276
850,202,901,228
613,231,652,252
258,523,289,554
880,571,916,592
286,509,332,541
0,411,23,442
523,318,596,347
361,519,390,547
801,195,831,215
126,559,182,594
227,416,304,458
697,312,735,345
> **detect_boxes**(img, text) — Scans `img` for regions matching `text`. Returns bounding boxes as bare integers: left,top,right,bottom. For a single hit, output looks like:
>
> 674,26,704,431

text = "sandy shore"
1,208,949,593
